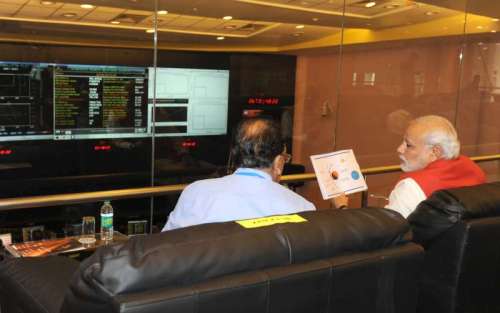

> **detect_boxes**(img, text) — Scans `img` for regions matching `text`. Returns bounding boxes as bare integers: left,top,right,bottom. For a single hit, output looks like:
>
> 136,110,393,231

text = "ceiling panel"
188,19,224,30
16,6,55,18
165,15,203,28
82,7,124,23
0,0,28,4
0,3,21,16
0,0,497,52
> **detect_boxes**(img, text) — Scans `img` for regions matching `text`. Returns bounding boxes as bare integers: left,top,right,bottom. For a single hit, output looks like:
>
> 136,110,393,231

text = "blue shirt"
162,168,316,231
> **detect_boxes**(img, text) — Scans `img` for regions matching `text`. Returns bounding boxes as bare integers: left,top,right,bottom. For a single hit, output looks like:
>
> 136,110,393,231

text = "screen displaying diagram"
148,67,229,137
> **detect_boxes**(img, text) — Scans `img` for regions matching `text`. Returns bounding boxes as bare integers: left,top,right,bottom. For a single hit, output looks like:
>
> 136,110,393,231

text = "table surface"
5,231,129,258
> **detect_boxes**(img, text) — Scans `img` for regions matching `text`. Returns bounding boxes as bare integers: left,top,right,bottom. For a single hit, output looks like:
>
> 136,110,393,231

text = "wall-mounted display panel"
0,62,230,141
148,67,229,137
0,62,53,141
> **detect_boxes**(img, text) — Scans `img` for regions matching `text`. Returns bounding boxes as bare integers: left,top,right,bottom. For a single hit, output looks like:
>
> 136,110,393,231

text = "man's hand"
331,193,349,209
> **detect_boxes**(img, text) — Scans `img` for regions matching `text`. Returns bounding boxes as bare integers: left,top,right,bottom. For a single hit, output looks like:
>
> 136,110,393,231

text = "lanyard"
234,170,266,179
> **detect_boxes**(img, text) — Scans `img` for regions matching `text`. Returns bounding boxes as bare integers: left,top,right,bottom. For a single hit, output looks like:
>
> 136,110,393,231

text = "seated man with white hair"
333,115,486,218
387,115,485,217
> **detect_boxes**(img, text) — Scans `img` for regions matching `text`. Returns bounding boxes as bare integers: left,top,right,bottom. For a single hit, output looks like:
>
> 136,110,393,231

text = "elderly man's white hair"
412,115,460,159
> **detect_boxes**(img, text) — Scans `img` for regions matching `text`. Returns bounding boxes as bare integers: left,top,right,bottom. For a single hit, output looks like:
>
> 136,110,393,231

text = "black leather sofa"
0,208,423,313
1,181,499,313
408,181,500,313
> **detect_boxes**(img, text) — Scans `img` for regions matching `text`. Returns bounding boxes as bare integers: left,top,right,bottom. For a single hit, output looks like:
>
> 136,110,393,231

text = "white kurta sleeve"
385,178,426,218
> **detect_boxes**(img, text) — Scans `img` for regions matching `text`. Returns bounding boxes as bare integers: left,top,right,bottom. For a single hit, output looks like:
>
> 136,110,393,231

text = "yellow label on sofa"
236,214,307,228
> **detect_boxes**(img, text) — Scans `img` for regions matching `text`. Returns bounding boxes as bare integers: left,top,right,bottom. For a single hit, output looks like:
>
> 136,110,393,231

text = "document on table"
310,149,367,200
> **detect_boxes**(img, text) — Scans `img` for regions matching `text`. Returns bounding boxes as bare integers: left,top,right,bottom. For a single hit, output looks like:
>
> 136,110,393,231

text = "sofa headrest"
448,182,500,219
62,208,409,313
408,182,500,244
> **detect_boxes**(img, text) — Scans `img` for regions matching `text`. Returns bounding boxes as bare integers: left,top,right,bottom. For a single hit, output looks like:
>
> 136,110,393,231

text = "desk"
5,231,128,258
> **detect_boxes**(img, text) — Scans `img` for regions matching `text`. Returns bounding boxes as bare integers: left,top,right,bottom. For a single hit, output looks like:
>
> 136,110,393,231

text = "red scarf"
399,155,486,197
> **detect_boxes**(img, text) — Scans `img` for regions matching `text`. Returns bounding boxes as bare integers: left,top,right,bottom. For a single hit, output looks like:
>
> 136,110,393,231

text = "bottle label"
101,213,113,228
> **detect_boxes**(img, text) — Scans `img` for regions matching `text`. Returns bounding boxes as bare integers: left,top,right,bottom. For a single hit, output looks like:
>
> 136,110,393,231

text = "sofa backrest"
409,182,500,313
61,208,423,313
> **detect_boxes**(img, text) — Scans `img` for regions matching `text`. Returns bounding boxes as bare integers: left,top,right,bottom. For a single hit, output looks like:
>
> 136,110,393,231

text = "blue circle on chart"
351,171,360,180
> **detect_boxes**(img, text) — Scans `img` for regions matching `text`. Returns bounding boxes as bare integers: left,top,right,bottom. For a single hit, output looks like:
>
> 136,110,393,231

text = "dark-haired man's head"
232,118,287,182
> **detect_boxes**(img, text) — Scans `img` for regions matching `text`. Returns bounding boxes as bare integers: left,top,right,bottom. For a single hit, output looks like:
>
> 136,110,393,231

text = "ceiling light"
40,1,55,5
80,4,95,9
158,10,168,15
222,16,232,20
224,25,237,30
110,20,120,24
425,11,438,16
365,2,377,8
491,30,497,33
292,32,303,37
492,18,499,22
312,17,319,22
296,25,305,29
146,29,155,33
476,25,484,29
216,36,225,40
62,13,77,18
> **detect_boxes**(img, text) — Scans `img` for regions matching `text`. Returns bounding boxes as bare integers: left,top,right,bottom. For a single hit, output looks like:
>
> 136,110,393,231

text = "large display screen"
53,64,148,140
0,62,230,141
0,62,53,141
148,67,229,137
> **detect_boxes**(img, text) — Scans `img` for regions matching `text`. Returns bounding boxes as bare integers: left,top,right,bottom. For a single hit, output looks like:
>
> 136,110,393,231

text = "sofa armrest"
0,256,80,313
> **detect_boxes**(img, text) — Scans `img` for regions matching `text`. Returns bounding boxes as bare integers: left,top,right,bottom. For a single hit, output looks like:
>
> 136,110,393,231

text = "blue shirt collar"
234,168,272,180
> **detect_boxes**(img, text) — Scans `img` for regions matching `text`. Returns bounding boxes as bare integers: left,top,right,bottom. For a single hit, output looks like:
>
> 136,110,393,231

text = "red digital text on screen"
181,140,197,148
94,145,111,151
247,97,280,105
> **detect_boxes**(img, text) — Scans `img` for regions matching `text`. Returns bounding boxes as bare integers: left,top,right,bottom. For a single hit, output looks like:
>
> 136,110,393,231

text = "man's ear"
431,145,443,160
271,155,284,182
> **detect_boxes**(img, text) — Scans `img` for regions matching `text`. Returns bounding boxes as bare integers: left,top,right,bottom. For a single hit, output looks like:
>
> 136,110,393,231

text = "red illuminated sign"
247,97,280,105
0,149,12,155
94,145,111,151
181,140,197,148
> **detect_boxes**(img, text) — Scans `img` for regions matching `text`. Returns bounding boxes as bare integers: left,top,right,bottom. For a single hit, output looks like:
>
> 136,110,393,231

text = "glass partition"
0,0,157,236
340,0,469,206
293,0,499,208
457,1,500,181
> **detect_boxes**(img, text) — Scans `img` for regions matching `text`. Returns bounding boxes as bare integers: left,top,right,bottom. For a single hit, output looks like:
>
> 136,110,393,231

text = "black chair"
408,182,500,313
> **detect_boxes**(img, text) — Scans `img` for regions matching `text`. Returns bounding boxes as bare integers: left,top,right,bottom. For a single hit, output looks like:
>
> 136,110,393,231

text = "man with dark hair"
162,118,315,231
